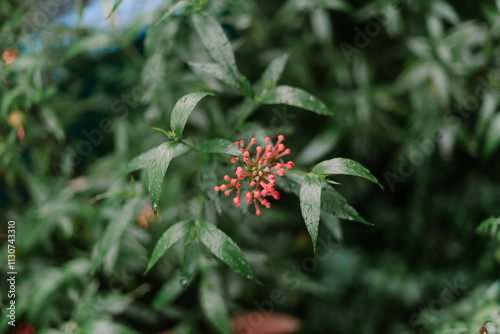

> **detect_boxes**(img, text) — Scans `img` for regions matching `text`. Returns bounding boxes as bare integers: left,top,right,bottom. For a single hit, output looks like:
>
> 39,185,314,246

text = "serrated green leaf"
261,85,332,115
254,52,289,96
199,138,244,156
152,270,185,309
170,92,212,139
200,278,233,334
93,197,142,272
145,220,193,274
197,221,259,283
191,11,240,91
300,175,322,251
106,0,125,19
148,141,179,217
312,158,383,189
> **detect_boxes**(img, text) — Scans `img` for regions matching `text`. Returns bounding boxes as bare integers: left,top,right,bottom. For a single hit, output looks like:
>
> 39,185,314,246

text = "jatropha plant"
214,136,294,215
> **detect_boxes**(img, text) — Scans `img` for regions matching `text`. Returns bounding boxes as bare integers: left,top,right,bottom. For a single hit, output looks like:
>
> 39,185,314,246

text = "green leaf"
200,278,233,334
280,174,371,227
82,320,139,334
321,212,343,242
188,62,240,92
254,52,289,96
122,148,156,175
28,268,65,319
145,220,193,274
154,0,190,27
314,0,351,11
199,139,244,156
106,0,124,19
300,175,322,251
151,127,173,138
121,144,190,176
180,237,200,287
432,1,460,24
476,217,500,242
296,130,339,165
191,11,240,91
170,92,212,139
321,185,371,225
93,197,142,272
312,158,383,189
152,270,185,309
64,34,116,59
261,85,332,115
239,72,255,98
197,221,259,283
148,141,179,217
483,114,500,159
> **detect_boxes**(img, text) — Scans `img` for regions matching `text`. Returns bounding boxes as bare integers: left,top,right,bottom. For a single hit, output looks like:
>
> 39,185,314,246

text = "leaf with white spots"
148,141,179,217
189,62,239,90
199,139,244,156
170,92,212,139
312,158,383,189
191,11,240,92
300,175,322,251
145,220,193,274
261,85,332,115
197,221,260,284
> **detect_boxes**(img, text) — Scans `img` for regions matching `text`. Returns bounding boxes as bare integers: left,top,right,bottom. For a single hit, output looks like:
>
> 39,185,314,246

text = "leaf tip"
310,234,318,253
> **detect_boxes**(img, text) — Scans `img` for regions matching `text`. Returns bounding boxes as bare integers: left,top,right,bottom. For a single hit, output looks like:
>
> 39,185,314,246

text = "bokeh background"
1,0,500,333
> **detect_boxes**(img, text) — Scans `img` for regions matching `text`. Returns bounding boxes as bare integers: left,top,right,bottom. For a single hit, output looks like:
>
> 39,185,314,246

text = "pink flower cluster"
214,135,294,216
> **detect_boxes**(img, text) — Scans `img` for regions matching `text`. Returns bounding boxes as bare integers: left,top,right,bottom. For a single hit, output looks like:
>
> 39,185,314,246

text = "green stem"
287,170,310,176
180,139,198,151
195,197,205,223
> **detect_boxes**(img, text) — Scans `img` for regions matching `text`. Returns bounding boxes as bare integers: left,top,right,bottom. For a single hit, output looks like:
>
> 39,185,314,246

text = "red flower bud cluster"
214,135,294,216
2,49,17,66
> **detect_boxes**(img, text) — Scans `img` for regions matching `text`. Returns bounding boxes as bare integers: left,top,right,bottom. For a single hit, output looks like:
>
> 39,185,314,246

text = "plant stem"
287,170,310,176
180,139,198,151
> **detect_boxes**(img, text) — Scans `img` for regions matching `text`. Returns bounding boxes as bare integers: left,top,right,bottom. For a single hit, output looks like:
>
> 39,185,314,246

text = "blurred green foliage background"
1,0,500,333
